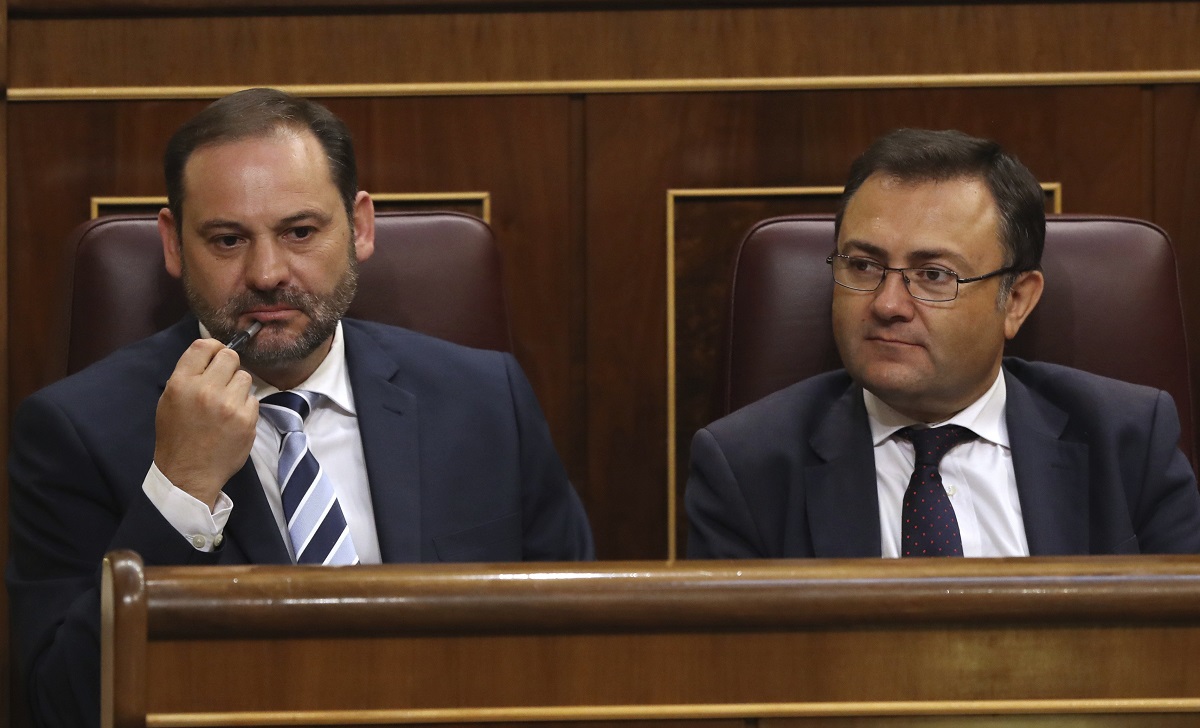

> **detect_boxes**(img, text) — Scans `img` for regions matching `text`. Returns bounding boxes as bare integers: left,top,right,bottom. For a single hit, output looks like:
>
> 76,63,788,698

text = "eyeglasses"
826,254,1019,303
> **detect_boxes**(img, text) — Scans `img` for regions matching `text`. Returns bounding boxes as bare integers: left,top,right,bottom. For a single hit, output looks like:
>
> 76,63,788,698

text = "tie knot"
260,390,318,434
898,424,976,466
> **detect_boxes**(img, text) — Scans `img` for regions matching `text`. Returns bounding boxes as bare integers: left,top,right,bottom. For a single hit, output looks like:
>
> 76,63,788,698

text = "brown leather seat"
65,211,510,374
724,214,1194,461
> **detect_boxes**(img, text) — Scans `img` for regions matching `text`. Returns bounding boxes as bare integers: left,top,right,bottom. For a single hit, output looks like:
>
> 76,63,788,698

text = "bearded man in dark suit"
8,88,593,728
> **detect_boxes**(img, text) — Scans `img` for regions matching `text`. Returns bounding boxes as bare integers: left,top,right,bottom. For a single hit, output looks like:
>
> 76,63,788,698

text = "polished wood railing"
102,550,1200,727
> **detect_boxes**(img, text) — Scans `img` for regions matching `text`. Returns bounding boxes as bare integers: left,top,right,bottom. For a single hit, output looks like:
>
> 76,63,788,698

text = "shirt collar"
864,368,1009,448
198,320,356,415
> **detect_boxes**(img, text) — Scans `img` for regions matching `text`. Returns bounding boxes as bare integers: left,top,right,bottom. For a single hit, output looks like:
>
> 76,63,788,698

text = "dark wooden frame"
103,551,1200,726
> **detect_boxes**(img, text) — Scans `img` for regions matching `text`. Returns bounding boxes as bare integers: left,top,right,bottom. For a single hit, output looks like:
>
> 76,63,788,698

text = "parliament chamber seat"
723,214,1195,461
63,210,510,374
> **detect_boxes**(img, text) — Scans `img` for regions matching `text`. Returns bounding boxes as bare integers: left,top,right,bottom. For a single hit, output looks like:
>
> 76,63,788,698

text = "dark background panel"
1152,85,1200,433
673,194,842,550
328,96,581,486
9,100,200,403
11,4,1200,88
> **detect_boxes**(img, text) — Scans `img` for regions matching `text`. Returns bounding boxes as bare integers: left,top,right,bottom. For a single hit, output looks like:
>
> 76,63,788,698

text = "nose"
243,238,290,291
869,269,915,320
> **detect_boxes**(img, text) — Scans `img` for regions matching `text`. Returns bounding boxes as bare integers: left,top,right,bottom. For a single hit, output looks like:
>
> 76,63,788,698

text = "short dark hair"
164,88,357,228
835,129,1045,277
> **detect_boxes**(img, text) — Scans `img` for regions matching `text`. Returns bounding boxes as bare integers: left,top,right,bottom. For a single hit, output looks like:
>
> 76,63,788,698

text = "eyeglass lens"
832,257,958,302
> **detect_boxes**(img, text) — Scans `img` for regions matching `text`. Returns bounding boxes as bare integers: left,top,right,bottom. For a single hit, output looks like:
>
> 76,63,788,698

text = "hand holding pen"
152,320,264,508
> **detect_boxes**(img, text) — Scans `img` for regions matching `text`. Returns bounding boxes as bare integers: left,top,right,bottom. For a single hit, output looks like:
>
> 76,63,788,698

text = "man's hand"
154,339,258,509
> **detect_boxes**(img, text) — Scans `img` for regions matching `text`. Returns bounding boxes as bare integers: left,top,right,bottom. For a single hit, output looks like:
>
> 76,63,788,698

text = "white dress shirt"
865,370,1030,558
142,322,382,563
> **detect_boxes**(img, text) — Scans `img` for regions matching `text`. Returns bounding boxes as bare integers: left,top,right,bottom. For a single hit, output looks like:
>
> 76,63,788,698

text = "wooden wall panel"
8,100,196,402
1152,85,1200,446
10,3,1200,90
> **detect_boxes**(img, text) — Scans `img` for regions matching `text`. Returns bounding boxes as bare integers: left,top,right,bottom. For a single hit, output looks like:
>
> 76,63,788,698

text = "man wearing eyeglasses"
686,128,1200,559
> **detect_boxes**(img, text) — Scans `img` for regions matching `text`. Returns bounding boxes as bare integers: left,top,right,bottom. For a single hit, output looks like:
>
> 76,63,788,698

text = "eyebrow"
840,239,972,271
195,219,247,236
277,209,334,229
193,209,335,237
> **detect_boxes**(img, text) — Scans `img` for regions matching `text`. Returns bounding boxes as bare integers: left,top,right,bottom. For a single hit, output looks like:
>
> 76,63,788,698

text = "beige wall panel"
11,2,1200,90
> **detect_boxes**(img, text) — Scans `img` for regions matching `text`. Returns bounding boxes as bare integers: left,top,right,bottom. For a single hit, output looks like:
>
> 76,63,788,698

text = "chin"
855,362,933,401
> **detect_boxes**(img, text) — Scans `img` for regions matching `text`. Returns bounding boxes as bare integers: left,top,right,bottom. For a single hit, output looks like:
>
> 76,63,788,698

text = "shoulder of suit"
707,369,856,433
40,319,193,390
342,317,500,353
340,317,510,375
1002,357,1166,416
18,318,194,416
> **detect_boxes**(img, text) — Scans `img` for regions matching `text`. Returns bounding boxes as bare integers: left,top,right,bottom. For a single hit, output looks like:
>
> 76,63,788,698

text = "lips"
243,306,299,323
866,335,924,348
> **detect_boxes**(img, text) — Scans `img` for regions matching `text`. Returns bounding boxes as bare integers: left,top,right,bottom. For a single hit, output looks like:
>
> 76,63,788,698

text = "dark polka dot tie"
896,425,976,557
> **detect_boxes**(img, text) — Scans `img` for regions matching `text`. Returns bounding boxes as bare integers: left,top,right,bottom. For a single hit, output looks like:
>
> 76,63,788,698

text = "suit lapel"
1005,368,1090,555
343,323,422,563
221,462,292,563
805,384,882,557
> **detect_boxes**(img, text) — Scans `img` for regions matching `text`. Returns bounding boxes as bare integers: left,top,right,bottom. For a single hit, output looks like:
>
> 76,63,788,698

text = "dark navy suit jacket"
7,316,593,727
687,358,1200,558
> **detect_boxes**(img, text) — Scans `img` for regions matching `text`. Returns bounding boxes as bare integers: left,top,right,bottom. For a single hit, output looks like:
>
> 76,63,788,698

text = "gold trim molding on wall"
147,697,1200,726
11,71,1200,102
90,196,167,219
372,192,491,224
664,184,1063,561
91,193,492,224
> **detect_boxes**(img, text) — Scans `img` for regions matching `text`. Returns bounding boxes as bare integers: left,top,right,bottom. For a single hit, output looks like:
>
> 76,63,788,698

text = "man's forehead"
858,172,994,203
178,128,341,223
181,127,333,187
840,174,1002,252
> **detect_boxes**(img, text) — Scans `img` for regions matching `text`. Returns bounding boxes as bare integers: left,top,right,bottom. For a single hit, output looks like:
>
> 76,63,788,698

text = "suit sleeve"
503,355,594,560
7,392,221,728
1131,390,1200,553
685,427,767,559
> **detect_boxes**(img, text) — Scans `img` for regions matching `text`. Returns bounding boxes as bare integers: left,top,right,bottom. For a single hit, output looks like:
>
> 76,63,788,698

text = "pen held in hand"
225,321,263,353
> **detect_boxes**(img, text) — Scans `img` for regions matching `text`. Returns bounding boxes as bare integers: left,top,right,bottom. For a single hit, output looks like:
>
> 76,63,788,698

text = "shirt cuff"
142,462,233,552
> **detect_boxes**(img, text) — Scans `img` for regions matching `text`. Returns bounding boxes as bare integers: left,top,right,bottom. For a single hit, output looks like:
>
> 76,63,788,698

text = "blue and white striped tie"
259,390,359,565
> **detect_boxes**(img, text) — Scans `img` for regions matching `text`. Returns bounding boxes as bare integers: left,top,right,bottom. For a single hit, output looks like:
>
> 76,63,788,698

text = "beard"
183,255,359,370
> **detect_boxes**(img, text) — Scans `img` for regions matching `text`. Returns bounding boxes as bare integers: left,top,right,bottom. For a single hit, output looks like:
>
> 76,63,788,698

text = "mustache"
216,288,318,318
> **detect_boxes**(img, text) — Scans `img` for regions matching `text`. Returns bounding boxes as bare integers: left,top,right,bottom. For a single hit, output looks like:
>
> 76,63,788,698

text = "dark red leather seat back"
65,211,510,374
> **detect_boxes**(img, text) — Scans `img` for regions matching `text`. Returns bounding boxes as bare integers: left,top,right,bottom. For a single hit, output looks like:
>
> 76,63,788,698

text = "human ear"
1002,270,1045,340
158,208,183,279
351,191,375,263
